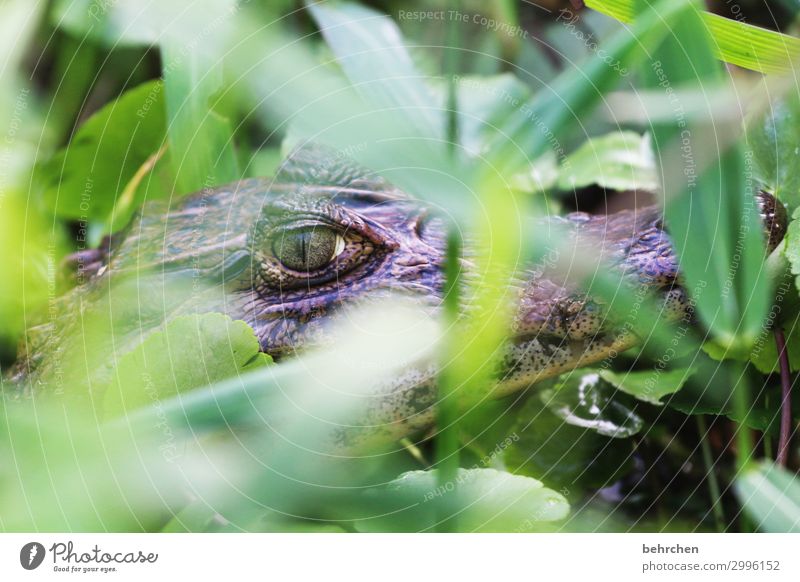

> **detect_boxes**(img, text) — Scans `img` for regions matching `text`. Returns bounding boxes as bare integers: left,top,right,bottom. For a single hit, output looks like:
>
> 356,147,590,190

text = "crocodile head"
11,145,787,445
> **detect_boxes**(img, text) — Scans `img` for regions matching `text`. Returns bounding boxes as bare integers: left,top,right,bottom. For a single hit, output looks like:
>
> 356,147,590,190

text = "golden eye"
272,226,345,272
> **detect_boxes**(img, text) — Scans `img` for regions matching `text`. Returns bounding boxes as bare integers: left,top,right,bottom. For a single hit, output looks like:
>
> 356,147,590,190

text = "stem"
443,0,461,158
774,329,792,466
696,415,725,531
732,363,754,473
434,229,462,531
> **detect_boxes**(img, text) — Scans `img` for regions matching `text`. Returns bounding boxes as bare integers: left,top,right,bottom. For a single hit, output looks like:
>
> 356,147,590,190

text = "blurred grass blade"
586,0,800,74
0,0,43,81
640,0,768,347
307,1,442,139
487,0,692,175
735,461,800,532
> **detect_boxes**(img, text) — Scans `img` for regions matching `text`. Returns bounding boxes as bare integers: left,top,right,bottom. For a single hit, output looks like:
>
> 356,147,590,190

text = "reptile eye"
272,226,345,272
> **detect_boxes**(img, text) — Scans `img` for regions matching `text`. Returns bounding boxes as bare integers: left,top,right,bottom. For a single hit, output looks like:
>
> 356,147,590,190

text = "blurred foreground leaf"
735,461,800,532
51,0,239,48
103,314,272,417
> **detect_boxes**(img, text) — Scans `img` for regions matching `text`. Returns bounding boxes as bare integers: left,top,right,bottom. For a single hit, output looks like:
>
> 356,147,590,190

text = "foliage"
0,0,799,534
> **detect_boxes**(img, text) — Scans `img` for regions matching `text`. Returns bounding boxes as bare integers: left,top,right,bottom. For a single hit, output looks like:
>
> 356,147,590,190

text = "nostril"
396,256,430,267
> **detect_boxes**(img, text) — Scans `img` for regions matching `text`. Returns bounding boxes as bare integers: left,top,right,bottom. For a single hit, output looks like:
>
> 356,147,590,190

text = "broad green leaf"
50,0,242,194
103,313,271,417
558,131,657,191
543,372,643,437
38,80,168,225
354,468,569,532
600,366,696,405
747,89,800,209
703,308,800,374
586,0,800,74
666,356,784,432
735,461,800,532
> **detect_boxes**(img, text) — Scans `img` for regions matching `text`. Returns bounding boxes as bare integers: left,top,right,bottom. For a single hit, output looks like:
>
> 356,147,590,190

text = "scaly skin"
6,147,788,448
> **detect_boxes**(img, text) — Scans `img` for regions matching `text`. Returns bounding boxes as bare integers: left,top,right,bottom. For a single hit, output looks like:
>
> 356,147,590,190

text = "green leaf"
586,0,800,74
600,366,696,405
665,356,784,432
354,468,569,532
558,131,657,191
505,388,634,489
161,43,240,194
747,89,800,210
50,0,243,194
735,461,800,532
103,313,272,417
543,372,643,437
785,207,800,292
38,80,168,226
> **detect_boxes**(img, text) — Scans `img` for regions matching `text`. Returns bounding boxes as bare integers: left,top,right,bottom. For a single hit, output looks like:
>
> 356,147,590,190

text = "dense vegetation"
1,0,800,532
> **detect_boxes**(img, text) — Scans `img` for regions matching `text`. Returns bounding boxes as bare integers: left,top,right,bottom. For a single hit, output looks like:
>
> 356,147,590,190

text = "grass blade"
586,0,800,74
306,1,442,139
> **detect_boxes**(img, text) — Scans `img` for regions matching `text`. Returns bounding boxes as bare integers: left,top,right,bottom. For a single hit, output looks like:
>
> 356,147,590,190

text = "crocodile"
5,145,788,448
